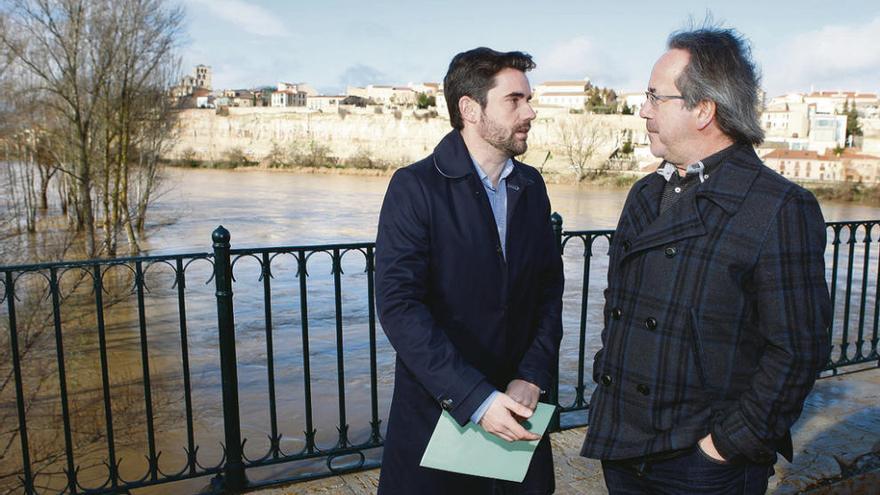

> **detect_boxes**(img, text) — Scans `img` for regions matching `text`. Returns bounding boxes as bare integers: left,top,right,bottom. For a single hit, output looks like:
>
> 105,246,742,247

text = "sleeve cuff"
469,390,499,424
448,379,498,426
516,368,552,396
712,409,776,464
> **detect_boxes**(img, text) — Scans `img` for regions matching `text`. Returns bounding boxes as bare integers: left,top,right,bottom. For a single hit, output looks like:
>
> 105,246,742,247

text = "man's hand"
698,434,728,462
505,379,541,413
478,393,541,442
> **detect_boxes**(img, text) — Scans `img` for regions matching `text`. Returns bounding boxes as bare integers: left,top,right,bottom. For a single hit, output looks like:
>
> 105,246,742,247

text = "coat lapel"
505,162,535,226
623,185,706,261
432,129,507,252
620,145,762,264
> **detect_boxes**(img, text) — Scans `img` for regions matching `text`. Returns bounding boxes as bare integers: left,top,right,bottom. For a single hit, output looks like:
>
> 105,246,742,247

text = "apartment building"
763,148,880,184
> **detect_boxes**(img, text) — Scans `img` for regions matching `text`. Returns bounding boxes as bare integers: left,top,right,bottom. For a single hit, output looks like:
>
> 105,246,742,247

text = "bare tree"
0,0,182,257
556,114,613,181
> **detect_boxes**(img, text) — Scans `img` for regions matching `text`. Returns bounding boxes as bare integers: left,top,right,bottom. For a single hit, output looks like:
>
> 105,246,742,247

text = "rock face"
168,108,650,175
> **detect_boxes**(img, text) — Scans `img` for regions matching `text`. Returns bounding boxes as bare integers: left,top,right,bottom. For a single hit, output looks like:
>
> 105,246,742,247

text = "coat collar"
432,129,474,179
432,129,535,190
693,144,762,215
620,144,762,262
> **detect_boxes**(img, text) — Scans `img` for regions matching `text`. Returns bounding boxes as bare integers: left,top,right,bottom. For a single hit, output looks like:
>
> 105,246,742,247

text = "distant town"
172,64,880,184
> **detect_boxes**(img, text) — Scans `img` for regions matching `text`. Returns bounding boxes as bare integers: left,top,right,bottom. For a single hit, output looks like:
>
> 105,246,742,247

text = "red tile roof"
763,149,823,160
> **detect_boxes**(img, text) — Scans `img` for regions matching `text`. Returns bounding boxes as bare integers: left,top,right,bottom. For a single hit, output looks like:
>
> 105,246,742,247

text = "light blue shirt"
469,156,515,424
472,156,515,258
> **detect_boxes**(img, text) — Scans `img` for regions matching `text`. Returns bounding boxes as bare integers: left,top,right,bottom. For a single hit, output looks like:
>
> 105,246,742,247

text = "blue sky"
181,0,880,98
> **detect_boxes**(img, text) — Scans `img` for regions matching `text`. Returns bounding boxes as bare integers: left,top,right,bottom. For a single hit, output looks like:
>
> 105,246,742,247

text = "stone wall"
168,107,651,175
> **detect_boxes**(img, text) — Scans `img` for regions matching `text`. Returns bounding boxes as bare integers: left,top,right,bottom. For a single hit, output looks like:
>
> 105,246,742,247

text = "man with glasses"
580,26,831,494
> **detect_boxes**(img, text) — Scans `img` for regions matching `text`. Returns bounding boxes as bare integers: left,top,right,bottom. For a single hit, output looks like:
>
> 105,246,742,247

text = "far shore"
163,160,880,205
163,159,644,188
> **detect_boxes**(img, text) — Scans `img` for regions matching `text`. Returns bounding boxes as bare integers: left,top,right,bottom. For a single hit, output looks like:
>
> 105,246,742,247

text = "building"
344,84,418,106
232,91,254,107
762,91,854,154
808,113,848,153
761,102,811,141
306,95,342,112
617,92,648,114
837,149,880,183
762,148,880,184
534,79,591,110
762,149,843,182
277,81,318,96
171,65,212,98
435,90,448,117
195,65,212,90
538,92,587,109
271,82,308,107
409,82,440,96
803,91,879,114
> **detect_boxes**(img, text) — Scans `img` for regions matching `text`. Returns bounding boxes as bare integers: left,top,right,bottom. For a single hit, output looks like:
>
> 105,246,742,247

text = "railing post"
549,212,563,432
212,226,247,492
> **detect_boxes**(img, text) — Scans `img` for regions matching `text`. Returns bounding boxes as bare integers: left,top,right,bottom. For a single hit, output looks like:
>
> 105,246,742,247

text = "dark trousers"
601,447,774,494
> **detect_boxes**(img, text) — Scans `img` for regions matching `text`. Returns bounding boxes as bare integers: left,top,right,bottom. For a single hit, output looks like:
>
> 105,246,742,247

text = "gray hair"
668,27,764,145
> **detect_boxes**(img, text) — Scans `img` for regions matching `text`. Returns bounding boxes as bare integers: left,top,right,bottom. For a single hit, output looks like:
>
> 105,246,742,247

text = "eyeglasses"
645,91,685,106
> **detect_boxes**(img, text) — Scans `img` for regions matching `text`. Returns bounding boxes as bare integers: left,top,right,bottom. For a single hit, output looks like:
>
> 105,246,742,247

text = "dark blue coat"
581,145,831,464
375,130,564,493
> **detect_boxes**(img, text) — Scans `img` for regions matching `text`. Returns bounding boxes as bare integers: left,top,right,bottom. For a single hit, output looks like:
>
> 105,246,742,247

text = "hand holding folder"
419,402,556,482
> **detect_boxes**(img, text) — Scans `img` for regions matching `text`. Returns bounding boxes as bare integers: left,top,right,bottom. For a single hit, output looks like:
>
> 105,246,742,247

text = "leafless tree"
0,0,183,257
556,114,612,181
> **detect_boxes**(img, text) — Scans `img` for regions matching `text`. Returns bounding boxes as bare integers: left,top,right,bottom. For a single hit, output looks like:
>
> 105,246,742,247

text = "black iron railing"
1,218,878,494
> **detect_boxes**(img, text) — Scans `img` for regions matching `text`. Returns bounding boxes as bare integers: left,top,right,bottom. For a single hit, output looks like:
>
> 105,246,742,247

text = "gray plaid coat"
581,144,831,464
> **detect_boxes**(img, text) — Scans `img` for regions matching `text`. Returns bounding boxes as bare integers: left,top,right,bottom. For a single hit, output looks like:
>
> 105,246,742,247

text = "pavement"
249,366,880,494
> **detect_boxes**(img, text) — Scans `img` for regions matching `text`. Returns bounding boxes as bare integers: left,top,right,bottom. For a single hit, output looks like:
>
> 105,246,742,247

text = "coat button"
440,398,453,410
600,374,613,386
622,240,631,251
637,384,650,396
496,245,503,254
611,307,623,320
664,246,677,257
645,317,657,330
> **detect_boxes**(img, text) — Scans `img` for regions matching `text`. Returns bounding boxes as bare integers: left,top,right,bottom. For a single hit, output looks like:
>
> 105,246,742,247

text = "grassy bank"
805,182,880,204
166,146,644,188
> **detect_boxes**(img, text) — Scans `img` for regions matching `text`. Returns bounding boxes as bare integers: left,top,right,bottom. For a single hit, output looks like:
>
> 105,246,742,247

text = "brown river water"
3,166,878,493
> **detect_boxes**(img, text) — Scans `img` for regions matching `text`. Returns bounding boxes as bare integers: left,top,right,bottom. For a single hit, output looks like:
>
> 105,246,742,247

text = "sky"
181,0,880,98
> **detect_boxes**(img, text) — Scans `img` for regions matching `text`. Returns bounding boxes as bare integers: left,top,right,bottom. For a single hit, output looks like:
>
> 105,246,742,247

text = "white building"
306,95,342,112
271,89,306,107
808,113,848,154
409,82,440,96
534,79,590,110
435,90,448,117
618,92,648,114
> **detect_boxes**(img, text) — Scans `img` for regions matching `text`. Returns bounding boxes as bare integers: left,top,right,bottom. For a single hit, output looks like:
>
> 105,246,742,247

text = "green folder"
419,402,556,482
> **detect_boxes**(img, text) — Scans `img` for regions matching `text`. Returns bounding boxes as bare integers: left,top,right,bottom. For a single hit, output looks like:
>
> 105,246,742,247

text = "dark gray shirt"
658,144,738,214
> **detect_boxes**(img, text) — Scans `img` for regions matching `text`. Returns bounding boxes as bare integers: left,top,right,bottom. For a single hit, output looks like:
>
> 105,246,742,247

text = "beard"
479,111,530,157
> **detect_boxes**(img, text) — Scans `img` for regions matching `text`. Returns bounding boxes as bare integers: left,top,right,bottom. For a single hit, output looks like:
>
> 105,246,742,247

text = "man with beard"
375,47,564,494
581,26,831,494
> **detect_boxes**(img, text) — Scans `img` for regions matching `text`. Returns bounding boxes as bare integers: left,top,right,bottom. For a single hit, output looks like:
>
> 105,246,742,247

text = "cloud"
536,36,632,88
187,0,289,37
762,16,880,95
338,64,388,88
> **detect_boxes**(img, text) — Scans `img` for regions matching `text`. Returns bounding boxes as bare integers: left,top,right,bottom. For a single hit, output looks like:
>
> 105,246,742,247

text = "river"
4,166,879,493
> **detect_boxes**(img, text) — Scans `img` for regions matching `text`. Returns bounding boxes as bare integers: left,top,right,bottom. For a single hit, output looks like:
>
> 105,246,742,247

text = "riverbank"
164,159,644,188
